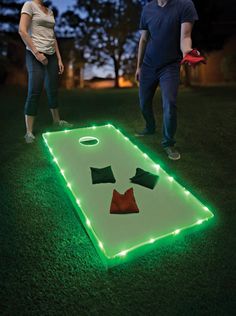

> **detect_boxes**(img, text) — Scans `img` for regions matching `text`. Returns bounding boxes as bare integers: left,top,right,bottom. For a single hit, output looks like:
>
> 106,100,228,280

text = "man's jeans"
24,50,59,116
139,62,180,147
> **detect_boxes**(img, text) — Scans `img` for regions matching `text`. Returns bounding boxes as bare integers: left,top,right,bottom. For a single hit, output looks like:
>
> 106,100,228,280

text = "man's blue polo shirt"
140,0,198,69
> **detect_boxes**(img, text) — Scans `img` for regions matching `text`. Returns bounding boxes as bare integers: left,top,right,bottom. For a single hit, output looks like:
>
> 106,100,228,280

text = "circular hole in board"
79,136,99,146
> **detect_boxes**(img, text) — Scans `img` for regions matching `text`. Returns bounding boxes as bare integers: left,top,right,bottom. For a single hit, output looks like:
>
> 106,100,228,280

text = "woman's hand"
135,67,141,82
58,59,64,75
35,51,48,65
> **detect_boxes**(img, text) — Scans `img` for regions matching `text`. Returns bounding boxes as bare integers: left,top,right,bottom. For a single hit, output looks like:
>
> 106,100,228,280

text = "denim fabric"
24,50,59,116
139,62,180,148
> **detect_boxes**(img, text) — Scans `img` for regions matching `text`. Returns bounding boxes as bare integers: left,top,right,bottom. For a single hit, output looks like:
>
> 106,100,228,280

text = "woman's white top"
21,1,56,55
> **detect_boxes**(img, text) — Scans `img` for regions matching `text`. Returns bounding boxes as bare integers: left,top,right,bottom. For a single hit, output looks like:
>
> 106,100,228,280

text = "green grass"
0,85,235,315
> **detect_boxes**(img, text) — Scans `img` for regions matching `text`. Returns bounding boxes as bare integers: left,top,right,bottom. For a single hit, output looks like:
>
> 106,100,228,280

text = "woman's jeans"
24,50,59,116
139,62,180,148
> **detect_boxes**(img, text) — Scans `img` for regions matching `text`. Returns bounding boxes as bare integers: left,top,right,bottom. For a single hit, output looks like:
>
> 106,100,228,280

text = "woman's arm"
19,13,48,65
54,36,64,74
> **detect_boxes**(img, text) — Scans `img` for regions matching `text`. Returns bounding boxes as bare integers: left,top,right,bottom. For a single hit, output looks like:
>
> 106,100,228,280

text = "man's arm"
135,30,149,82
180,22,194,57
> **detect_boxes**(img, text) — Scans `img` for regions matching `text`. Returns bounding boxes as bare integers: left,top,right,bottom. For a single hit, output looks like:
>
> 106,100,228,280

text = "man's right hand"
35,51,48,65
180,49,206,67
135,67,141,82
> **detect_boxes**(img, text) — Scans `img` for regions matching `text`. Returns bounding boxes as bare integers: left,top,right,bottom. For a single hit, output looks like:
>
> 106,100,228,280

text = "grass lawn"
0,85,235,315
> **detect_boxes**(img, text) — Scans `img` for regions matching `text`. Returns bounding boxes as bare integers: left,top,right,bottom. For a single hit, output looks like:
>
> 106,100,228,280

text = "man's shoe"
164,146,181,160
24,132,35,144
135,128,155,137
54,120,73,129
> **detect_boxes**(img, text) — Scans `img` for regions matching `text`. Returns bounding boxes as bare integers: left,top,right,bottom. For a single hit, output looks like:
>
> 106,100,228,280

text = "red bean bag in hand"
110,188,139,214
181,49,206,67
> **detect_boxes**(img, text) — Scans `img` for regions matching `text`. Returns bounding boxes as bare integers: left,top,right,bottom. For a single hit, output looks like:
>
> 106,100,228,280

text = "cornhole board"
43,124,214,267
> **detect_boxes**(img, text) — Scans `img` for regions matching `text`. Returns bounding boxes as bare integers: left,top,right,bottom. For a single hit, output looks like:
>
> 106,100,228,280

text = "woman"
19,0,72,143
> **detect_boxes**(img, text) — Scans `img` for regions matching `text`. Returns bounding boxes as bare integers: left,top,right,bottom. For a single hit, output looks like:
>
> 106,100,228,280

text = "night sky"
52,0,76,13
51,0,111,78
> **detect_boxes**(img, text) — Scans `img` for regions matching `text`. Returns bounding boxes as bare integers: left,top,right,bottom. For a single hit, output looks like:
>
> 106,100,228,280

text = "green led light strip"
43,124,214,266
43,132,110,259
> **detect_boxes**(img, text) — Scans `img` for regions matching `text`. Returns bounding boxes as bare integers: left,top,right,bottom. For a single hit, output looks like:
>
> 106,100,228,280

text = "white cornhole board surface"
43,125,214,266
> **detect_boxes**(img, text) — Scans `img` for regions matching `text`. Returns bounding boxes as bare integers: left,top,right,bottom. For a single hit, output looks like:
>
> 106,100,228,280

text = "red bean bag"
181,49,206,67
110,188,139,214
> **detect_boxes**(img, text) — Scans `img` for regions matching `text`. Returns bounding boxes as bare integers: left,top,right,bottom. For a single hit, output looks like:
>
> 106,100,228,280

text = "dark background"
0,1,236,315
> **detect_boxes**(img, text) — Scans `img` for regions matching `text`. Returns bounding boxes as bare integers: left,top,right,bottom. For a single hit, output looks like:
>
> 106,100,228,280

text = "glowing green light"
197,219,203,225
46,132,50,136
86,219,91,227
174,229,180,235
42,124,214,267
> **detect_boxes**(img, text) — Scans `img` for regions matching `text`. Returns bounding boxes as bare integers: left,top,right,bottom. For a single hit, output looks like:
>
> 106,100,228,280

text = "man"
136,0,199,160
